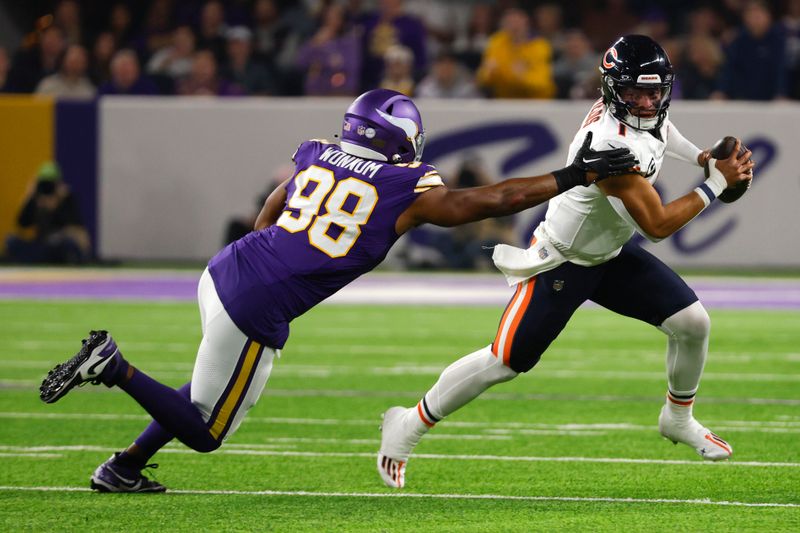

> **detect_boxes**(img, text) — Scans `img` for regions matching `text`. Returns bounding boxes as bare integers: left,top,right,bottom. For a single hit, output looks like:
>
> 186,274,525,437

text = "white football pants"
191,268,277,441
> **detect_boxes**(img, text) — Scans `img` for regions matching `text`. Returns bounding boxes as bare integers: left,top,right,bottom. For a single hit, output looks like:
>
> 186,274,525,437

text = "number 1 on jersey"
276,166,379,258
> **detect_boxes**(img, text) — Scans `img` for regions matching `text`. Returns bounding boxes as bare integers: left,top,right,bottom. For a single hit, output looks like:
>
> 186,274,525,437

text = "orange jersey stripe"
501,278,535,365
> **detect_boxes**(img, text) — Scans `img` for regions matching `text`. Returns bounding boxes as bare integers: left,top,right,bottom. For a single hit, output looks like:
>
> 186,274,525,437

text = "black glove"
572,131,638,179
553,132,638,193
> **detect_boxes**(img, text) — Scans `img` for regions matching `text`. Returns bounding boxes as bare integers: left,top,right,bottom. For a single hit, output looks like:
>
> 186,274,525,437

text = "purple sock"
119,372,219,453
117,382,192,469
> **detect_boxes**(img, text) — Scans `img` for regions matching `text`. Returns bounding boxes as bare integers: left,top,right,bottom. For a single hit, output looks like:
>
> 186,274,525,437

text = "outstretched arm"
397,174,560,231
254,178,290,231
597,140,754,241
396,132,636,233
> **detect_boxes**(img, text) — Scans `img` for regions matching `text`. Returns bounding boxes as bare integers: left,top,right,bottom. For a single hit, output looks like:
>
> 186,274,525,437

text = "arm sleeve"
666,123,703,165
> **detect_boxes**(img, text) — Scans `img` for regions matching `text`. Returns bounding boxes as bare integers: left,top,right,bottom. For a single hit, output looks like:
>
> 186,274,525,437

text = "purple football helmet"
340,89,425,164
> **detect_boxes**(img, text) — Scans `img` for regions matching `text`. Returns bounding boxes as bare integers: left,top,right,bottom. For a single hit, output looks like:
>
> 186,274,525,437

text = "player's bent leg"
377,345,517,488
191,337,276,444
659,301,710,394
91,382,193,493
589,245,730,460
657,302,731,460
37,326,213,455
378,270,590,489
117,370,221,453
189,274,277,444
186,267,276,442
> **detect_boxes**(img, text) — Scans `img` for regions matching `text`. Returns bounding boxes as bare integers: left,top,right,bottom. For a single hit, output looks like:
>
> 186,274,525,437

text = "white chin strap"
340,141,389,161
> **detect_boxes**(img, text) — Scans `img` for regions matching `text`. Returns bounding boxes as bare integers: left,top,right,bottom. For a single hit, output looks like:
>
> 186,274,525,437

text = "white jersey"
540,99,674,266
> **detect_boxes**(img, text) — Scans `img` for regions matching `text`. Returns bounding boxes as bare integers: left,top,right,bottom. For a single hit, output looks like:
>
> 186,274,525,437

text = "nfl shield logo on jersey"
553,280,565,291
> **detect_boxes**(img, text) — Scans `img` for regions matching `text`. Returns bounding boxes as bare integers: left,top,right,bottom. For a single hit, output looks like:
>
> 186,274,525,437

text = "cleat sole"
39,331,109,404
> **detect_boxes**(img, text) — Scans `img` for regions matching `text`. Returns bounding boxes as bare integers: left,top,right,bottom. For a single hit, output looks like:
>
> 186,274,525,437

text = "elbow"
642,231,666,243
641,224,671,242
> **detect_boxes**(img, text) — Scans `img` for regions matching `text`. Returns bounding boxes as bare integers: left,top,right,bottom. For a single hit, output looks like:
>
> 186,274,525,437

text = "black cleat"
39,330,122,403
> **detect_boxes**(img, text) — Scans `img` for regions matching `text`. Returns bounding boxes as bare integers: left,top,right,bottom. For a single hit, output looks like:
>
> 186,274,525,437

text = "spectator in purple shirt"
296,3,362,96
98,49,159,96
357,0,427,90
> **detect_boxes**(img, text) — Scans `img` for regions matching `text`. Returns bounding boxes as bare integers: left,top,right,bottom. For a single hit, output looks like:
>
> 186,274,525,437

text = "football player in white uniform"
376,35,755,489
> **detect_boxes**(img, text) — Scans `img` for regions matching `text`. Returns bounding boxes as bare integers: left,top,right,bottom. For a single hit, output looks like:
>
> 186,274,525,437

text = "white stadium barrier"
100,97,799,267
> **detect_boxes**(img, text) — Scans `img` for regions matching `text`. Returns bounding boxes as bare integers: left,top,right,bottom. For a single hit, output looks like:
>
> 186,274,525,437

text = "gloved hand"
571,131,638,180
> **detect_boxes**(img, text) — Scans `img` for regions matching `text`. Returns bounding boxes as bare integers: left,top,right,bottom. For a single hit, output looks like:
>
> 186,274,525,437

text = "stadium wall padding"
98,97,800,267
0,96,795,266
0,95,98,254
54,99,99,251
0,96,54,253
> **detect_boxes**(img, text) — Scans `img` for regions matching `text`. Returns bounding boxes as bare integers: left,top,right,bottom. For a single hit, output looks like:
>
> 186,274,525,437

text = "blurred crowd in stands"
1,0,799,101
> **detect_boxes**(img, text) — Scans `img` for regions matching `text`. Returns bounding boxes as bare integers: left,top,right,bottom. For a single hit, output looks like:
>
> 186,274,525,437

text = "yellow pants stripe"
208,340,261,440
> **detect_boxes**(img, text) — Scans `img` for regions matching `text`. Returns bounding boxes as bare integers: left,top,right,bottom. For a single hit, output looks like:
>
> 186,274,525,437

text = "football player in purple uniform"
39,88,635,492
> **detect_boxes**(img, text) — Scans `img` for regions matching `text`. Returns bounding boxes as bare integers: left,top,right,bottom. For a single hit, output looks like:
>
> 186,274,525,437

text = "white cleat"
377,406,420,488
377,453,406,489
658,405,732,461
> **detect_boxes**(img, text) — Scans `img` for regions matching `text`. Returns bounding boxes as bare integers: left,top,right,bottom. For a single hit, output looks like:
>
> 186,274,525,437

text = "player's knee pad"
661,301,710,342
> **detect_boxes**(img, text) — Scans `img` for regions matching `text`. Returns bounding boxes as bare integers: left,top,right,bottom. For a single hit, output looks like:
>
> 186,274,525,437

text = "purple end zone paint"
1,271,799,310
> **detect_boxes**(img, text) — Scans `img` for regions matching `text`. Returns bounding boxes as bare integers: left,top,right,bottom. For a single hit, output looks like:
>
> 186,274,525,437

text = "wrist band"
695,159,727,207
552,166,585,193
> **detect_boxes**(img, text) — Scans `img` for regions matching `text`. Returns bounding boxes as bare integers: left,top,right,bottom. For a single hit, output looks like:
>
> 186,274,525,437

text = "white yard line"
0,452,61,458
2,411,800,434
0,484,796,508
5,359,800,382
0,444,798,468
5,382,799,408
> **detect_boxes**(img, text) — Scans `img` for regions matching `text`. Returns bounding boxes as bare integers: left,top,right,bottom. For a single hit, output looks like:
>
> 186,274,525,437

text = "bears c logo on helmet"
602,47,618,70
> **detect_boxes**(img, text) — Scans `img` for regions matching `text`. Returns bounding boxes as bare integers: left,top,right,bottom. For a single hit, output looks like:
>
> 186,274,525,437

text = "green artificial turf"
0,300,798,532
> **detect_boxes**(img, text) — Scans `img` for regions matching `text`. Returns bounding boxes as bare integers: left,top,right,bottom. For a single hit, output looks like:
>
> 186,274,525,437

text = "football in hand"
703,136,752,203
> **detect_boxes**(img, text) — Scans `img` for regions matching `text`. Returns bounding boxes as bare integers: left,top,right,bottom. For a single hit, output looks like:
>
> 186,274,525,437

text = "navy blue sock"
119,372,219,453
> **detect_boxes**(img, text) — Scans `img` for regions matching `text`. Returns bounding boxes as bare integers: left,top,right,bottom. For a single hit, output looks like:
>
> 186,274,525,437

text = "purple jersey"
208,140,443,348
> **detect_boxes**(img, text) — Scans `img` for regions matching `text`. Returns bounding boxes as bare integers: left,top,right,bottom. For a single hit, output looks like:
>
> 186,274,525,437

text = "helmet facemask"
602,75,672,131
